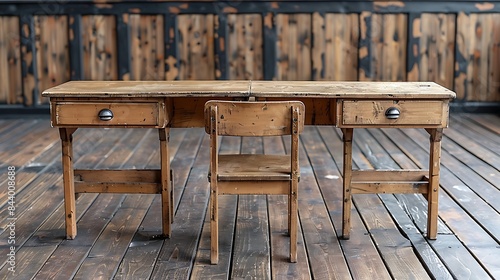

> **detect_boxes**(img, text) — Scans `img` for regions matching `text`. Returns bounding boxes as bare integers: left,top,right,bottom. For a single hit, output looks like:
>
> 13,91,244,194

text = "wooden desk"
42,81,455,240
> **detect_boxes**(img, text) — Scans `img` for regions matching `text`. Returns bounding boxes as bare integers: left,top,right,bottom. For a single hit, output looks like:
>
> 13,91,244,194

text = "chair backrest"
204,101,305,137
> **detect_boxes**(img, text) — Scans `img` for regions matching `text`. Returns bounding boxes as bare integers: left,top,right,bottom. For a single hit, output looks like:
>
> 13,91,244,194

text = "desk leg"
427,128,442,240
59,128,77,239
341,128,353,240
159,128,172,238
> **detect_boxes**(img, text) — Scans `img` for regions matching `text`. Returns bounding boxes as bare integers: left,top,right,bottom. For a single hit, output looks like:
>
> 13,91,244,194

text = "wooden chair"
204,100,305,264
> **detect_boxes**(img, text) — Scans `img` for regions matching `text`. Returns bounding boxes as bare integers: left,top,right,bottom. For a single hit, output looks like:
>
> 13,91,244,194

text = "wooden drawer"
52,101,165,127
338,100,448,127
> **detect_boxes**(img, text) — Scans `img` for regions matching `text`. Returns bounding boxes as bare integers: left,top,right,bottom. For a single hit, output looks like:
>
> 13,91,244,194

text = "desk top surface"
42,81,456,99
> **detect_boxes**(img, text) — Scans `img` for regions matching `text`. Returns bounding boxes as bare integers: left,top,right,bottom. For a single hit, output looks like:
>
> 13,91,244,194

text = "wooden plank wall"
0,17,22,105
0,1,500,109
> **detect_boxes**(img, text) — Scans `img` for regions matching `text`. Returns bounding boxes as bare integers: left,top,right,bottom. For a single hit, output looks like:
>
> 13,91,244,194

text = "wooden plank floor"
0,113,499,279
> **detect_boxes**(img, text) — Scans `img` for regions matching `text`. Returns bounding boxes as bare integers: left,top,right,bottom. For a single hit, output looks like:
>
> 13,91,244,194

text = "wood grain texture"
34,128,148,278
407,14,455,89
295,133,352,279
355,195,431,279
1,114,499,278
229,136,271,278
82,15,117,80
73,195,155,279
340,100,446,127
276,14,311,80
455,12,500,102
3,4,500,107
35,16,70,105
113,129,187,279
205,100,303,263
129,14,165,81
204,100,305,136
251,81,455,99
0,128,131,279
178,14,215,80
468,114,500,135
150,136,211,278
363,128,453,279
53,101,163,127
360,12,407,81
348,129,433,279
227,14,263,80
0,16,22,104
314,126,393,279
312,13,359,81
191,135,239,277
42,80,454,99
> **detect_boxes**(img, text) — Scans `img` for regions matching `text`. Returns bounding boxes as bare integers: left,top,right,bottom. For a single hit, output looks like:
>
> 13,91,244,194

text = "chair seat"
217,154,292,181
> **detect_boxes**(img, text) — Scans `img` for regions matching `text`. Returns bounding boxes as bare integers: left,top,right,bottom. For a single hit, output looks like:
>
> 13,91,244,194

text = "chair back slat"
204,101,305,136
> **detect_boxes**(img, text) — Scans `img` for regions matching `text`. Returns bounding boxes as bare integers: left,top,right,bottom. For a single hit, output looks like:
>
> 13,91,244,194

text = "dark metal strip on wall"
358,12,371,81
214,12,229,80
165,13,179,80
117,14,131,80
406,13,420,79
69,14,83,80
4,2,500,16
263,12,276,80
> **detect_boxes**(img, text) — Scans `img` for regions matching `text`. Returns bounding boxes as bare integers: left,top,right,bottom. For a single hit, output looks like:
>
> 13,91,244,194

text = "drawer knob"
385,107,400,119
98,109,114,121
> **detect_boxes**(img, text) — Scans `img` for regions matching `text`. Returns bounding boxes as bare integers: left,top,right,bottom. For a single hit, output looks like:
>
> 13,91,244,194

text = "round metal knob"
385,107,400,119
98,109,113,121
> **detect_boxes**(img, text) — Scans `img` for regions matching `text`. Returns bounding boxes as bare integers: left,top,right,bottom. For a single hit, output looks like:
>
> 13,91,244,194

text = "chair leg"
210,185,219,264
288,193,292,236
170,169,174,223
290,180,298,263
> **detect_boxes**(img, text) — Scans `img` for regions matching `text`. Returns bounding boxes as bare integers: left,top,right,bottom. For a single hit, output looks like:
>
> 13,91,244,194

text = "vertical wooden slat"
477,15,491,102
490,16,500,102
82,15,117,80
407,13,455,90
20,15,36,106
227,14,263,80
129,14,165,81
359,12,371,81
35,16,70,105
454,12,468,101
455,13,500,102
312,13,359,81
327,12,358,81
312,12,325,81
177,14,215,80
276,14,311,81
360,13,407,81
0,16,22,104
